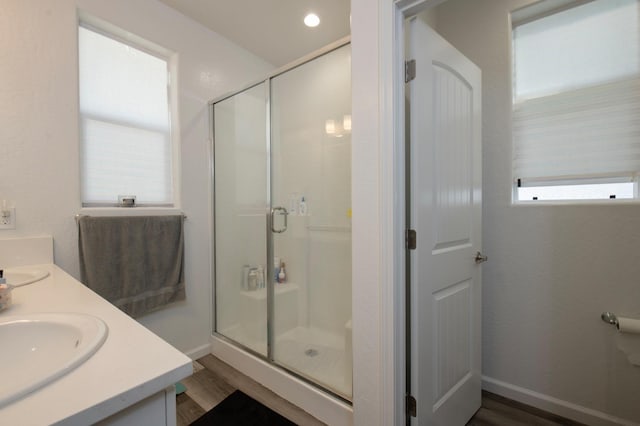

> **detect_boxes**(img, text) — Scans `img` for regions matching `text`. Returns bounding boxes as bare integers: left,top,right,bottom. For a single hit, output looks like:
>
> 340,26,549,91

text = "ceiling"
157,0,351,67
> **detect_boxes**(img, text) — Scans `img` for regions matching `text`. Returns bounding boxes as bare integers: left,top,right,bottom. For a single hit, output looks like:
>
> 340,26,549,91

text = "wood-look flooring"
177,355,581,426
177,355,324,426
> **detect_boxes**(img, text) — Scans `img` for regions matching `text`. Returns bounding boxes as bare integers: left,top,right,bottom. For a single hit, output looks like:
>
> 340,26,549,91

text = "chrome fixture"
601,311,619,327
270,207,288,233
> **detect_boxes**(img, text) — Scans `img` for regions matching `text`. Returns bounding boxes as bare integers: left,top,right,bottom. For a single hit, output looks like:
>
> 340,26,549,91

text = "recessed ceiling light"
304,13,320,28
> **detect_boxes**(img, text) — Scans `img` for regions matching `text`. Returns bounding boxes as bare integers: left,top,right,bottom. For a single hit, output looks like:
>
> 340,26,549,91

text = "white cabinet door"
408,16,483,426
96,387,176,426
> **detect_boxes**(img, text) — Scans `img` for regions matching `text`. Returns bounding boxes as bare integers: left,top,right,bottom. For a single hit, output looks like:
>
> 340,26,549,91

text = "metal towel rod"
601,311,619,327
74,213,187,224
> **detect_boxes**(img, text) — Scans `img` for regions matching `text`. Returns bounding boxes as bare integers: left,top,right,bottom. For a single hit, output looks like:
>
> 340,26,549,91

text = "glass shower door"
213,43,352,400
270,45,352,399
213,82,269,356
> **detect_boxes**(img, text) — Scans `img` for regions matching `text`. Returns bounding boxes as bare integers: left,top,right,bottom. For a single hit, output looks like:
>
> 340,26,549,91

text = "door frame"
376,0,453,424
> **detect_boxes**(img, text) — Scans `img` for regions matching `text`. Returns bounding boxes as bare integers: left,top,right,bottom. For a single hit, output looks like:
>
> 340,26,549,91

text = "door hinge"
405,59,416,83
406,229,417,250
406,394,417,418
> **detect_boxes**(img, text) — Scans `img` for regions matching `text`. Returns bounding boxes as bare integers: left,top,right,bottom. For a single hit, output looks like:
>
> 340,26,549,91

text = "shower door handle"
271,207,288,233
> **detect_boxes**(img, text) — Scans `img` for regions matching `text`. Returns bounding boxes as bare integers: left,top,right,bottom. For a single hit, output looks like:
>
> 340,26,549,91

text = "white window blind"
79,25,173,206
512,0,640,186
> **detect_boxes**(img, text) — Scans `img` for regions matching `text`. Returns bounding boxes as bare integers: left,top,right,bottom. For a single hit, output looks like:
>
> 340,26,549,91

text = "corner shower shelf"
240,283,299,300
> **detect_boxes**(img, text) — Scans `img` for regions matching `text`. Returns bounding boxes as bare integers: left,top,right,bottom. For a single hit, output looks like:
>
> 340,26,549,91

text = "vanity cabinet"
97,386,176,426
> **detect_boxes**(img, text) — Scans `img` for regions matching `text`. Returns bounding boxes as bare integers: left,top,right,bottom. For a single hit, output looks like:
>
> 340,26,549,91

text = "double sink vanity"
0,237,192,425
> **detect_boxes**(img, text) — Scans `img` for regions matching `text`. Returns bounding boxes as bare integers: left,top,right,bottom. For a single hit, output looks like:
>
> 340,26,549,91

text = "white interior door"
408,15,482,426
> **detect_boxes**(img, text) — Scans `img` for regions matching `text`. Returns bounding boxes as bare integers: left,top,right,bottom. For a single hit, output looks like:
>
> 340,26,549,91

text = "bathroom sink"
0,313,108,407
3,267,50,287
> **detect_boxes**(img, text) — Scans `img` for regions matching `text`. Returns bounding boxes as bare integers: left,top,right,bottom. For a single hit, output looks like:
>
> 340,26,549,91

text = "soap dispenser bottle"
299,196,308,216
278,262,286,283
0,270,12,312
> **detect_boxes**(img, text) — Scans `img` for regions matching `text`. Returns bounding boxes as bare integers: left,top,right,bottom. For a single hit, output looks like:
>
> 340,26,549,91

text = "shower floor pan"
221,325,352,399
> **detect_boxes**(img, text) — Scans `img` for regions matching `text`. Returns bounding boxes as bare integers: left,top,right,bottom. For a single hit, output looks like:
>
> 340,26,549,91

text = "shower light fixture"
325,119,336,135
304,13,320,27
325,115,352,138
343,115,352,131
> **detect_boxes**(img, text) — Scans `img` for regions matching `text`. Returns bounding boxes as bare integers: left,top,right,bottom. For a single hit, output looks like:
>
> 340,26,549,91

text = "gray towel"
78,215,185,318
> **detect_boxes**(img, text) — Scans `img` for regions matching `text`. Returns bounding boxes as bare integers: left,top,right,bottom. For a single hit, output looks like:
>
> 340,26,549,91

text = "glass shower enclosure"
212,42,352,400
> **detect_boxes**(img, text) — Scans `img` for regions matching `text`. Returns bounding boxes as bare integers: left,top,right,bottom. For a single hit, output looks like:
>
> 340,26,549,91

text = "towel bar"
74,213,187,224
601,311,618,327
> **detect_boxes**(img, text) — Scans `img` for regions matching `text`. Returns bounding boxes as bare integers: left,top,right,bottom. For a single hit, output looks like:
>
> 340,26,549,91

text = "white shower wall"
271,45,353,338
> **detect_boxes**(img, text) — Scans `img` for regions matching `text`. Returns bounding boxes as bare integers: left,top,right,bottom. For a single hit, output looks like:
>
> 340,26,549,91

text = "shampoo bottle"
274,257,281,282
242,265,250,290
257,265,265,288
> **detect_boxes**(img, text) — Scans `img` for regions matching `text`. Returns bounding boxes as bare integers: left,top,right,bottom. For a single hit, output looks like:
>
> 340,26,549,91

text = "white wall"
427,1,640,423
0,0,273,356
350,0,388,424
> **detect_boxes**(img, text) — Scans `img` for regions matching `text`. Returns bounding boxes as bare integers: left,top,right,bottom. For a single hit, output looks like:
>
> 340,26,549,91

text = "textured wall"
426,1,640,423
0,0,273,355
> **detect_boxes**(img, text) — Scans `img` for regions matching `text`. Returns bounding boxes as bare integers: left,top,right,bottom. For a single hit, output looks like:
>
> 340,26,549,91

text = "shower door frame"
209,36,352,404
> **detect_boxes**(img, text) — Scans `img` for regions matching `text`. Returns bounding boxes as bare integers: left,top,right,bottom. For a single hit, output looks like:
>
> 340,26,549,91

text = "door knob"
474,251,488,264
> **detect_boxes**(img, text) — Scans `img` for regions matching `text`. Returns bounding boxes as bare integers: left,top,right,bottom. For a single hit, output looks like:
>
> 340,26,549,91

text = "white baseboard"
482,376,638,426
184,343,211,361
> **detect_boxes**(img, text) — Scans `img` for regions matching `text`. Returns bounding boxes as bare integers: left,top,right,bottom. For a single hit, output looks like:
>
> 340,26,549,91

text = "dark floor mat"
190,390,297,426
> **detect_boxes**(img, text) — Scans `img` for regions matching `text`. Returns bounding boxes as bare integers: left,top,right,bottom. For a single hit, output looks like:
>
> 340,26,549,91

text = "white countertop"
0,264,192,426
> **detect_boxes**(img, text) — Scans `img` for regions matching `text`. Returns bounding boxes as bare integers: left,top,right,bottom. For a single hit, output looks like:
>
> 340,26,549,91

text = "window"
511,0,640,202
78,22,176,207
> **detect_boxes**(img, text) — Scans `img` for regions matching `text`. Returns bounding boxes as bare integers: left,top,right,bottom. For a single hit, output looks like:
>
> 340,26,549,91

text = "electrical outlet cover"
0,207,16,229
